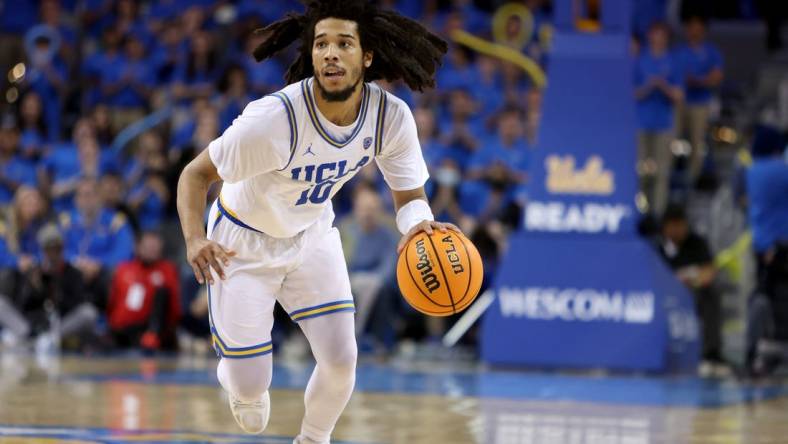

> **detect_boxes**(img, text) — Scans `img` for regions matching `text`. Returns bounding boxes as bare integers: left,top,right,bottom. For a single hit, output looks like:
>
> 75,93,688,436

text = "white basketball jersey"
208,77,428,238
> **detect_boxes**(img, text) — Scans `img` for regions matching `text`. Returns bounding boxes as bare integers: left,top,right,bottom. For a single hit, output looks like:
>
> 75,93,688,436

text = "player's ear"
363,50,373,68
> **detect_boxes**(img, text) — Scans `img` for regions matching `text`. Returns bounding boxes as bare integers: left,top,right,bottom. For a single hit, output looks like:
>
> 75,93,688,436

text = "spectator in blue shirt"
24,31,67,142
676,16,724,183
461,107,530,223
100,34,154,131
150,24,188,86
82,27,124,109
39,0,77,62
0,121,38,206
474,55,505,117
635,22,684,216
128,169,169,232
46,132,118,212
17,92,48,160
338,183,399,337
746,126,788,258
215,65,255,132
414,106,463,224
172,30,222,103
439,88,486,170
61,177,134,308
437,45,477,93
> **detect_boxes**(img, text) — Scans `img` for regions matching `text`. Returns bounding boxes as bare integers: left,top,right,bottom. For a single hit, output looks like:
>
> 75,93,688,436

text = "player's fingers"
196,256,214,285
433,221,448,232
190,262,204,284
422,221,434,235
445,222,462,233
207,254,226,280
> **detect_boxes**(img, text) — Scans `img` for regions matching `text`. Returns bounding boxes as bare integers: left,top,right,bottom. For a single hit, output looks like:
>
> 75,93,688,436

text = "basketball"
396,230,483,317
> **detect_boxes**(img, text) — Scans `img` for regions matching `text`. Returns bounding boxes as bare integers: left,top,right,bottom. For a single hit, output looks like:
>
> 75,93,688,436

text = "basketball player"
176,1,457,443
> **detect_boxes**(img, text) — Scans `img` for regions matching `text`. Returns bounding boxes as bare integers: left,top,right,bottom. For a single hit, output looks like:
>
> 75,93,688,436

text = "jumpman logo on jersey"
303,145,316,156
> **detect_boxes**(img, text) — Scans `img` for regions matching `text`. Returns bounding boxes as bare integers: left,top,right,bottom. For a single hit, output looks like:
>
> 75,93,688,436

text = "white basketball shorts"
205,196,354,359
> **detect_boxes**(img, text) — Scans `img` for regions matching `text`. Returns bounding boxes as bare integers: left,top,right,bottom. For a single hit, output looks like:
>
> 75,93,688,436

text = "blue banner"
481,0,700,373
481,233,699,372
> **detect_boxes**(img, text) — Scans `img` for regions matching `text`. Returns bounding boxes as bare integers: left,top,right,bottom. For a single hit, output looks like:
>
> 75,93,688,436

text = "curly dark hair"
251,0,448,92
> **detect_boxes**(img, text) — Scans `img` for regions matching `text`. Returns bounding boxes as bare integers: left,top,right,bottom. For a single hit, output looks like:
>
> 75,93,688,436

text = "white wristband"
396,199,434,235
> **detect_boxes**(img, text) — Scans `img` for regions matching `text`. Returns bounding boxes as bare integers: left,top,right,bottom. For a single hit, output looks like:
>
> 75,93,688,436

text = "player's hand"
186,237,236,285
397,220,461,254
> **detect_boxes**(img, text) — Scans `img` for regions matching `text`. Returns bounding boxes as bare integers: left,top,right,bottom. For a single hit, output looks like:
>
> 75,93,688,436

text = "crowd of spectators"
0,0,784,374
0,0,549,355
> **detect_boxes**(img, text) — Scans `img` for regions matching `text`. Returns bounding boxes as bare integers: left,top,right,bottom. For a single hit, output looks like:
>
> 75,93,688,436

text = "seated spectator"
215,64,254,132
127,171,169,232
108,231,180,351
48,134,118,212
461,107,530,225
338,183,398,336
16,224,98,350
17,91,48,159
172,30,221,103
100,33,154,132
414,106,463,224
658,204,725,376
149,23,187,86
436,45,476,93
0,186,50,347
61,178,134,308
474,55,505,117
123,133,170,230
90,104,115,147
100,172,140,237
0,118,38,206
23,27,67,142
635,22,683,216
82,27,124,109
439,88,485,169
676,16,724,184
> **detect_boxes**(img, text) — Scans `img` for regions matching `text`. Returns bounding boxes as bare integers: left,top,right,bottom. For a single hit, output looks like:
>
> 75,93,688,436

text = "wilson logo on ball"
415,238,440,293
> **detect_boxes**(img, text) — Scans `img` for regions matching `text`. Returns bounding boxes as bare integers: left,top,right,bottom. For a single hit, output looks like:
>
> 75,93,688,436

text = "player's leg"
206,202,282,434
277,226,357,444
209,266,280,434
296,312,357,444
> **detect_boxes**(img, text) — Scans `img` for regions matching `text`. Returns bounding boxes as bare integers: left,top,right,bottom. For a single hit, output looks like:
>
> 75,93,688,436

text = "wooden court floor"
0,354,787,443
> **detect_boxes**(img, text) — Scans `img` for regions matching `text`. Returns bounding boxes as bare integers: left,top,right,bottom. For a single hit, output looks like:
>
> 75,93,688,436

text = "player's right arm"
177,149,234,285
177,96,291,285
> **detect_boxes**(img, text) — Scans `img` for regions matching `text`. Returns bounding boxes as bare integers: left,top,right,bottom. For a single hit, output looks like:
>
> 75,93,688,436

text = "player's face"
312,18,372,102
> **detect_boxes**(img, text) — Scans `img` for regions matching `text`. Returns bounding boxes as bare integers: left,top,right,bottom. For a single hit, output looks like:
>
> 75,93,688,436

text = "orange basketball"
396,230,483,317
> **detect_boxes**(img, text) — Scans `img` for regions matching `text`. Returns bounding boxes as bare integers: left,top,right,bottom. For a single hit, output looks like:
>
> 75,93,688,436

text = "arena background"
1,0,788,443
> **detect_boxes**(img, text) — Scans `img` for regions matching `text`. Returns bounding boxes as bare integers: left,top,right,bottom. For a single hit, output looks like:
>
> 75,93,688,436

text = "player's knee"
224,359,272,401
320,345,357,378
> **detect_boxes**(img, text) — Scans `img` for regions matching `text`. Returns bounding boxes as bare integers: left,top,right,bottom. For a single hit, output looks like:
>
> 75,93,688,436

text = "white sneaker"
229,390,270,434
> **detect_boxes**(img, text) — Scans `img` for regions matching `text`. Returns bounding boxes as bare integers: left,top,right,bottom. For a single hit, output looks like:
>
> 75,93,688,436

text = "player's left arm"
391,187,460,254
378,96,460,253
